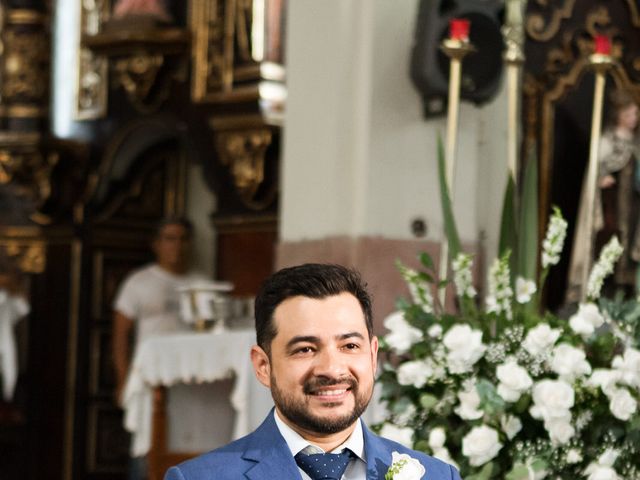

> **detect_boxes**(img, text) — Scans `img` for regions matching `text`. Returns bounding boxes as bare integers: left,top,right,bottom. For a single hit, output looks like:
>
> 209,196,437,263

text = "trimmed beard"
270,374,371,435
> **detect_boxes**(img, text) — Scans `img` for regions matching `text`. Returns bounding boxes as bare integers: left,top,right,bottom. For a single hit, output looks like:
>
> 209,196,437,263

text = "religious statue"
113,0,170,19
567,90,640,301
110,0,172,26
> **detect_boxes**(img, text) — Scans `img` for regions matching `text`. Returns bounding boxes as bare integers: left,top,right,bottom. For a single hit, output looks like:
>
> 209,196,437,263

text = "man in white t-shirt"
112,216,207,479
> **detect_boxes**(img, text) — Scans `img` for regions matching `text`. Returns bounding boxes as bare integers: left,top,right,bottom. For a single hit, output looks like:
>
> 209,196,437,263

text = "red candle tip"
594,34,611,55
449,18,470,41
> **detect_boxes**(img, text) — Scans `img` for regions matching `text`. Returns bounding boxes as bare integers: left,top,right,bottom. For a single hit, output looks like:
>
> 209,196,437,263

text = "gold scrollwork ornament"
114,53,168,113
1,29,49,101
0,149,58,212
216,129,275,209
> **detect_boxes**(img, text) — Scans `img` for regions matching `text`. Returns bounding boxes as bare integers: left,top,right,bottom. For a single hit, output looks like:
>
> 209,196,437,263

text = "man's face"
251,292,378,436
152,223,190,271
618,103,639,132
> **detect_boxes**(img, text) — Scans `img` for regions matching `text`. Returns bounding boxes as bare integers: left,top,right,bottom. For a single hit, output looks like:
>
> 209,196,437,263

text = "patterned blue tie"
295,449,354,480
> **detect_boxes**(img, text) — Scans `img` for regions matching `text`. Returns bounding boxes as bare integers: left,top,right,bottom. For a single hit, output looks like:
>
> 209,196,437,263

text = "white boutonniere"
385,451,426,480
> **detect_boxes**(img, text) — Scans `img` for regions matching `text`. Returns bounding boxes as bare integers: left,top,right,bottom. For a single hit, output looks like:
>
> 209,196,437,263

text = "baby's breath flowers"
398,263,434,314
486,252,513,319
586,236,624,301
452,252,476,299
541,206,568,268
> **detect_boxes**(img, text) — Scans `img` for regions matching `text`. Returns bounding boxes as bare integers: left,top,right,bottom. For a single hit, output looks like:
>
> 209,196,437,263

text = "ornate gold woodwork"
83,26,190,113
527,0,640,41
190,0,285,106
113,53,165,110
0,10,49,113
526,0,577,42
215,127,273,209
76,0,110,120
190,0,237,101
0,231,46,274
0,133,58,223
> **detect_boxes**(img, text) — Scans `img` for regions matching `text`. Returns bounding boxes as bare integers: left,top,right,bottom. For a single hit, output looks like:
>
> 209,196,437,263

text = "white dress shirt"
274,410,367,480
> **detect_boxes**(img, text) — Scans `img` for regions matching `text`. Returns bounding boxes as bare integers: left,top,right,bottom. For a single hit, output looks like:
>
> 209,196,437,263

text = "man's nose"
312,347,348,378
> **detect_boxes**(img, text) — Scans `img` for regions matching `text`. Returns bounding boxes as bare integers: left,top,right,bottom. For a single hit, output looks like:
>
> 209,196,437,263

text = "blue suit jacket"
164,410,461,479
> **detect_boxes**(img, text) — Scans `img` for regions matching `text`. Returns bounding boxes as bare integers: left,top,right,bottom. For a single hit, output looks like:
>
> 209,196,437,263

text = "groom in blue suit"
165,264,461,480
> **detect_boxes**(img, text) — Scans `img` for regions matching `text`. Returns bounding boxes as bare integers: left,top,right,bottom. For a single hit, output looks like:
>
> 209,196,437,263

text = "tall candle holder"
502,0,525,185
580,35,614,301
438,19,475,306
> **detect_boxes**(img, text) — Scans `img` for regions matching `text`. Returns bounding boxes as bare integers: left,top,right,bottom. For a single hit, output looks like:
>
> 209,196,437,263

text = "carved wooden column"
0,0,51,223
191,0,286,295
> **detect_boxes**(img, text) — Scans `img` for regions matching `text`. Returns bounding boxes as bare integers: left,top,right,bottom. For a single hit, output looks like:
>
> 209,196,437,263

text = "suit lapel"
242,410,302,480
363,423,392,480
241,413,398,480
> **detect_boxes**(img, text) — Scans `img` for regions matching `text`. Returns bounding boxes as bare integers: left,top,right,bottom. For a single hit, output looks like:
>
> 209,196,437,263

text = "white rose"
500,414,522,440
515,276,537,304
551,343,592,380
608,388,637,421
397,360,432,388
530,379,574,421
566,448,583,464
394,403,417,427
443,325,486,374
496,359,533,402
522,324,561,357
388,451,426,480
598,449,619,467
585,464,620,480
428,324,443,338
569,302,605,338
384,311,423,354
587,369,622,397
612,348,640,388
454,385,484,420
380,423,414,448
544,417,575,445
461,425,503,466
428,427,446,449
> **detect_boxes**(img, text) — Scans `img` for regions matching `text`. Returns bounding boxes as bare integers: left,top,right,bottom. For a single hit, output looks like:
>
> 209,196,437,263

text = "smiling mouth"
304,377,357,401
313,388,349,397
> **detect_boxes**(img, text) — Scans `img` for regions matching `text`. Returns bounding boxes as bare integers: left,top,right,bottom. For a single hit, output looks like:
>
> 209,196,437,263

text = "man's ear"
251,345,271,388
370,336,379,372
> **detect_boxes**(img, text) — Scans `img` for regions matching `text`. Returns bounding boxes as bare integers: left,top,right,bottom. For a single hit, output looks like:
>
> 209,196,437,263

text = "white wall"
281,0,509,252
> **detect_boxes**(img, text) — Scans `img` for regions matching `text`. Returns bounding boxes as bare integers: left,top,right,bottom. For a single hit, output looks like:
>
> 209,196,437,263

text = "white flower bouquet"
377,214,640,479
376,143,640,479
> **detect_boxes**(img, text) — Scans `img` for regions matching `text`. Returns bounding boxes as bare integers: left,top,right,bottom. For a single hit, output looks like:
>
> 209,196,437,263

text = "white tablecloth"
0,291,28,401
122,329,273,456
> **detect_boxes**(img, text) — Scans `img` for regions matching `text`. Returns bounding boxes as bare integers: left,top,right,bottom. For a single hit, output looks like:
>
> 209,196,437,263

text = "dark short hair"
254,263,373,353
607,89,639,128
153,216,193,239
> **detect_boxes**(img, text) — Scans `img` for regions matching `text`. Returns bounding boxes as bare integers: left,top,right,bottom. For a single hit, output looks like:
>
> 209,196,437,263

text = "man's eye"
293,346,314,354
343,343,360,350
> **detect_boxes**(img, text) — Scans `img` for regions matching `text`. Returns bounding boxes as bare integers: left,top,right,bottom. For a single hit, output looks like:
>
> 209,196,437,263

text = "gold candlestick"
502,0,525,184
438,36,474,307
580,50,614,301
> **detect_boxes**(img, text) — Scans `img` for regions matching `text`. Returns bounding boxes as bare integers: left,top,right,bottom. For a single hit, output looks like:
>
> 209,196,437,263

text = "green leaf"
530,459,547,473
466,462,495,480
476,379,506,415
437,134,461,261
419,252,434,270
505,463,530,480
419,393,438,411
516,146,539,283
414,439,430,453
498,173,517,260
